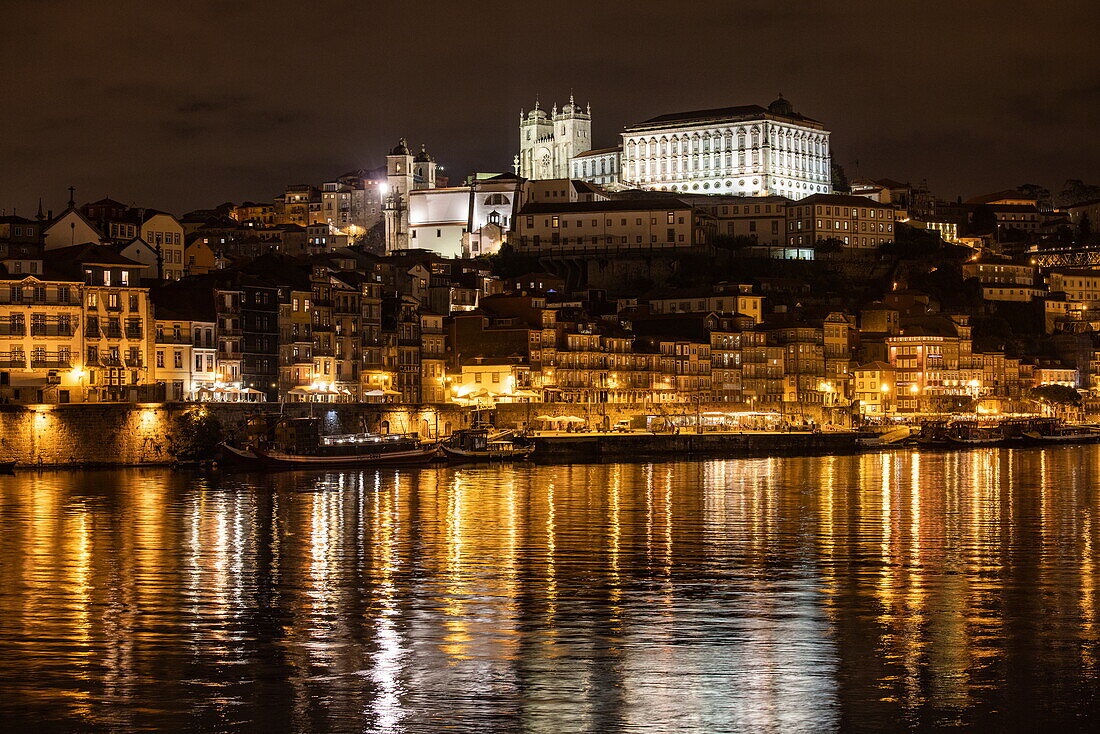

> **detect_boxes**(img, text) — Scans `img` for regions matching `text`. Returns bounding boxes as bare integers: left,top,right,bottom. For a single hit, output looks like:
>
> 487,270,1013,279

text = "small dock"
531,429,863,461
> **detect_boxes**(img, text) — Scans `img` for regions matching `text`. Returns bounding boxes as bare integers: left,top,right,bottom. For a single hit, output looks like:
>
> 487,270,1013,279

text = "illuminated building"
620,96,831,198
647,283,763,324
569,146,621,187
44,198,187,280
0,245,160,403
785,193,897,250
512,198,711,254
0,272,85,403
853,362,894,416
420,312,446,403
515,96,592,181
153,314,215,401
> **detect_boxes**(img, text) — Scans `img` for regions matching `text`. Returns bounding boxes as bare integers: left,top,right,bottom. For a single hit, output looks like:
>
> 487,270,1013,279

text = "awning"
7,377,51,388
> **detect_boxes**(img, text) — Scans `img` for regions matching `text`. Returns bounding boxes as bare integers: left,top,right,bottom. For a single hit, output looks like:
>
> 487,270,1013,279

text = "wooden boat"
1022,427,1100,444
221,440,438,468
441,428,535,461
0,460,16,473
947,433,1004,445
220,417,438,469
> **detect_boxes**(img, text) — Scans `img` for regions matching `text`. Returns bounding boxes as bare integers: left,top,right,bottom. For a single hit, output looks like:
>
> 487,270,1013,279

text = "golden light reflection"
1,450,1100,730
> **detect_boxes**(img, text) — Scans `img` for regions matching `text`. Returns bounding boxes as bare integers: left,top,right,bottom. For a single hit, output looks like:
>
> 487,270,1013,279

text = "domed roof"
390,137,410,156
414,144,434,163
768,95,794,116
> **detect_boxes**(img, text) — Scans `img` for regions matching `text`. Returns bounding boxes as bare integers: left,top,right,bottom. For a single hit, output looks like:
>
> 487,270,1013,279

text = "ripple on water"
0,448,1099,731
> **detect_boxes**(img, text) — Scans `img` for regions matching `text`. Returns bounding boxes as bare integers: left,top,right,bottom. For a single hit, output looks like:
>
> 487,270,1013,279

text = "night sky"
3,0,1097,216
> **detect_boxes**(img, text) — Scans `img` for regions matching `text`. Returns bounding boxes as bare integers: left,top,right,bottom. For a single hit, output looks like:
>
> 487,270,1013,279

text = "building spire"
67,185,75,208
36,197,44,220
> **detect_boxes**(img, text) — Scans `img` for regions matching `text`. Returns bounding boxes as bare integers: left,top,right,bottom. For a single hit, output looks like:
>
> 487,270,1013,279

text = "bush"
167,408,224,461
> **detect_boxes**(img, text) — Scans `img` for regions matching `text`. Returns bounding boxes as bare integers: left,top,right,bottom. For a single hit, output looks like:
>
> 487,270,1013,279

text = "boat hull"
220,442,439,469
440,444,535,461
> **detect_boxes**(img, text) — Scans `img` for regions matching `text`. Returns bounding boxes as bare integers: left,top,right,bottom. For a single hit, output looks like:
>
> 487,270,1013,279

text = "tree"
831,162,850,193
167,409,224,462
815,237,844,254
712,234,757,251
1030,383,1081,407
1016,183,1051,210
969,205,996,236
971,315,1015,353
1079,213,1092,241
360,220,386,255
1057,179,1100,208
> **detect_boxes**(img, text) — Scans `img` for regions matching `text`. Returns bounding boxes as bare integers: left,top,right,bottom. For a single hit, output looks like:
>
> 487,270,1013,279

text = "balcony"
31,324,75,337
31,355,72,369
0,354,26,368
101,328,123,339
0,324,25,337
125,328,144,339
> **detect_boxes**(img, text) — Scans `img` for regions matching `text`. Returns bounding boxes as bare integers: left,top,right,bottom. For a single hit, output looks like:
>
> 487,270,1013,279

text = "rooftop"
627,100,823,131
518,198,691,215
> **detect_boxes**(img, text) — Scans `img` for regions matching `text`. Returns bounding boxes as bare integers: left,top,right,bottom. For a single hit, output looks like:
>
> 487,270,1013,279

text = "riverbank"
531,429,860,460
0,402,471,467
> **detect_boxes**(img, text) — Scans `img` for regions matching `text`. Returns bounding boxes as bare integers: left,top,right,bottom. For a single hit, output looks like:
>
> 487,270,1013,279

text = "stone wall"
0,402,470,467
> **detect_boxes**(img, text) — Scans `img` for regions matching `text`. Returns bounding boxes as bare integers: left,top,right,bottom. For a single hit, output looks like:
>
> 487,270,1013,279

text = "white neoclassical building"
570,146,622,188
618,96,832,198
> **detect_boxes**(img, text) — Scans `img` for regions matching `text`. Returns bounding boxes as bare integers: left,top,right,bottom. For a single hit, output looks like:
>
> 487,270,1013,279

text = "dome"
768,95,794,116
414,144,434,163
390,137,410,156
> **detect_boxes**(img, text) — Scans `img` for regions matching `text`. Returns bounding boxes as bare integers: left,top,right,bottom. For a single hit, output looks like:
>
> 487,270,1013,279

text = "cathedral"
514,96,592,180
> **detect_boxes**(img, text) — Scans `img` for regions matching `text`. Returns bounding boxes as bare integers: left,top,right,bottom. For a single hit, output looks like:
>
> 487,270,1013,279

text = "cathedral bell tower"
552,94,591,178
514,95,592,180
384,137,414,253
413,144,436,189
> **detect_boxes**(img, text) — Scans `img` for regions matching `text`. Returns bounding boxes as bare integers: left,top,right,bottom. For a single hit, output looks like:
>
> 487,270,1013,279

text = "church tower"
514,96,592,180
516,101,553,179
413,144,436,189
552,95,591,178
384,137,414,253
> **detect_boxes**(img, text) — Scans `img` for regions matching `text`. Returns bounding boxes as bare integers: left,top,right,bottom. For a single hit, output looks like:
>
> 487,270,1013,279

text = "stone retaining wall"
0,402,470,467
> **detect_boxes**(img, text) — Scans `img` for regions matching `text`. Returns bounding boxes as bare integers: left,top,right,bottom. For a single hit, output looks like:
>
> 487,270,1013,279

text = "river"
1,447,1099,732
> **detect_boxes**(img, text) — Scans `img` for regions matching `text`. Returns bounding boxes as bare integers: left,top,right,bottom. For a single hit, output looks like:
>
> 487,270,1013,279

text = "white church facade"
514,96,592,180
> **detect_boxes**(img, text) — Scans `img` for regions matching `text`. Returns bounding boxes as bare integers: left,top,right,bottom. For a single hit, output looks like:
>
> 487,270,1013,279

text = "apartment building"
785,193,896,249
512,199,711,254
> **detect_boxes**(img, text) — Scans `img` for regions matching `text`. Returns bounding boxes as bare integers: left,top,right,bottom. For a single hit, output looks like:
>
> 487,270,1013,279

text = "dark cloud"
175,96,248,114
1,0,1098,214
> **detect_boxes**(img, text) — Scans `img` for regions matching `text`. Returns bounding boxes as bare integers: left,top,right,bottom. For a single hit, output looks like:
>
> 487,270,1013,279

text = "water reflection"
1,449,1099,731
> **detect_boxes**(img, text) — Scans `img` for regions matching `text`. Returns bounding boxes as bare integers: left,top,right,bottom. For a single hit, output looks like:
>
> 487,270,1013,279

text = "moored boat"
441,428,535,461
1022,425,1100,444
220,417,438,469
0,460,16,473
